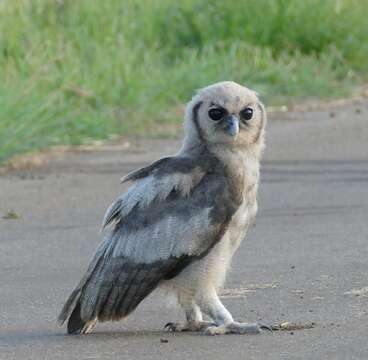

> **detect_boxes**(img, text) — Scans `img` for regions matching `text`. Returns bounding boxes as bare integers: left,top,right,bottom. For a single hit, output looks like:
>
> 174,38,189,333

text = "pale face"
193,82,266,147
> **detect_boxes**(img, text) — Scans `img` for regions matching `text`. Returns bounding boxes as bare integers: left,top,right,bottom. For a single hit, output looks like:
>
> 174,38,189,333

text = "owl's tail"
57,236,110,334
58,287,97,334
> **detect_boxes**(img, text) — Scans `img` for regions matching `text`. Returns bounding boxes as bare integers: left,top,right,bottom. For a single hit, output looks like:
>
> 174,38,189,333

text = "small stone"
160,338,169,343
280,322,290,329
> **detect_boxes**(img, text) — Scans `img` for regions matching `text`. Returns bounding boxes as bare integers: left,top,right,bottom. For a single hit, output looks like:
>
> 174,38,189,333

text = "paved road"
1,101,367,360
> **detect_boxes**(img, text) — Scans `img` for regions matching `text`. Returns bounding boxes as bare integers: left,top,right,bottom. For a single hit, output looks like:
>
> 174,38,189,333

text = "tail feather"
67,301,85,334
67,301,98,335
58,237,113,331
58,287,82,326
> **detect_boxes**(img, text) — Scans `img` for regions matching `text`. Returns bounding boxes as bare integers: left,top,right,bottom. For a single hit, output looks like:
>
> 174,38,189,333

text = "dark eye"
208,108,225,121
240,107,253,121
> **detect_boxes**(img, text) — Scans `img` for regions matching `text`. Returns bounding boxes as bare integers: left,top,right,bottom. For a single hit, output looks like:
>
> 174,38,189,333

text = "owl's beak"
222,115,239,137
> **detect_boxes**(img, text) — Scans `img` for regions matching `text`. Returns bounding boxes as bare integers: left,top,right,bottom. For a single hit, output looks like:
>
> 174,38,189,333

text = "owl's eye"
240,107,253,121
208,108,225,121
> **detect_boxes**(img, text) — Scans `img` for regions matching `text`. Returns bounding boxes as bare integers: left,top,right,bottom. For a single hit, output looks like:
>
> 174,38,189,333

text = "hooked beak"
222,115,239,137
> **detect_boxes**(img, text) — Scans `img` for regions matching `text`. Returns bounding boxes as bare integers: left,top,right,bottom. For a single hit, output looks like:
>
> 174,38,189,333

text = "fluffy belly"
164,199,257,295
227,199,257,251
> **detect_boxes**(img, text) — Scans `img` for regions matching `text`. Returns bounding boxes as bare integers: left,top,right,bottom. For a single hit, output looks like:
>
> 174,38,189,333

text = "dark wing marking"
121,157,199,183
121,157,171,183
103,156,213,229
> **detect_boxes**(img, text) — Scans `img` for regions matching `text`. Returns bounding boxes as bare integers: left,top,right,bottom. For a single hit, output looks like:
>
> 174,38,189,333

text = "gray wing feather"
103,157,205,229
102,176,175,228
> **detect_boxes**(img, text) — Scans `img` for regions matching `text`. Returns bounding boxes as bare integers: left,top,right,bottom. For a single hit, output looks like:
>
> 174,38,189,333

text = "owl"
58,81,268,335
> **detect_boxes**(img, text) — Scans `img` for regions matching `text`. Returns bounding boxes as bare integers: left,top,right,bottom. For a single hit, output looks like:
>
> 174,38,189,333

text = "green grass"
1,0,367,163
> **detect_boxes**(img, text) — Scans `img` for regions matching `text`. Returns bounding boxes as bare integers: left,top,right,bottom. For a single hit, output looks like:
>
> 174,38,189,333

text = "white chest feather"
226,156,259,253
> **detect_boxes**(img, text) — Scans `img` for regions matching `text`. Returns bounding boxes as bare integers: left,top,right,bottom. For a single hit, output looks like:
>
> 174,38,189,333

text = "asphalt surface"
1,101,367,360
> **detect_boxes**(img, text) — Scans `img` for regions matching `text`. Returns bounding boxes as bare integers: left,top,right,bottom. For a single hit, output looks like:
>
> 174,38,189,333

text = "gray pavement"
0,101,367,359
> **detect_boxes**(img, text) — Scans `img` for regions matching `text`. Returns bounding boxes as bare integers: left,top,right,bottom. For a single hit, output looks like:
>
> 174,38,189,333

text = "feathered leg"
165,288,215,332
197,286,270,335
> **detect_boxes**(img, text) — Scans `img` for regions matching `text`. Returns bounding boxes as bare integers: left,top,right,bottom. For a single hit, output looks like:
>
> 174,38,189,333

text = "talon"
164,322,175,331
203,326,220,336
260,324,273,332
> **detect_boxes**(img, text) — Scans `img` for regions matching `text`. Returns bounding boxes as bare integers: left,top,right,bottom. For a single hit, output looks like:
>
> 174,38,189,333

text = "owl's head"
183,81,266,152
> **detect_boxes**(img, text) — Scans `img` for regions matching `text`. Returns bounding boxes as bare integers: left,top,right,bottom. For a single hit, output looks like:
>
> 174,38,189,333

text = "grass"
0,0,367,163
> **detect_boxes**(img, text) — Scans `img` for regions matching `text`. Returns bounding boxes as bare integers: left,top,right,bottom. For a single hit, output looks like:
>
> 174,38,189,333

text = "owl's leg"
165,289,215,332
197,287,270,335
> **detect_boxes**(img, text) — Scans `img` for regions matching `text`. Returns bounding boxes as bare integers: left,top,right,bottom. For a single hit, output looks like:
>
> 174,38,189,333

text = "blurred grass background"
0,0,367,163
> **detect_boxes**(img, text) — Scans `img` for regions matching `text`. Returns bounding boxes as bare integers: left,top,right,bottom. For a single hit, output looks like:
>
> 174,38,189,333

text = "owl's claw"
164,322,179,332
259,324,273,332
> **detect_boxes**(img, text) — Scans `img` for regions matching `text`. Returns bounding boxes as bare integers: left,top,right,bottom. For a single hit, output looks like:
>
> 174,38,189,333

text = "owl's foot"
203,321,272,335
165,320,216,332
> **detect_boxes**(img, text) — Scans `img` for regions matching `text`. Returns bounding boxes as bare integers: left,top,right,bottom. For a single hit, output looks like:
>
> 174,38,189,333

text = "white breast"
226,155,260,253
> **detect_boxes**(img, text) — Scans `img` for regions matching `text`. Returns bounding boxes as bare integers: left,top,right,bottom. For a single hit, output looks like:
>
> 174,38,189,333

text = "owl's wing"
59,155,238,331
102,156,207,229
